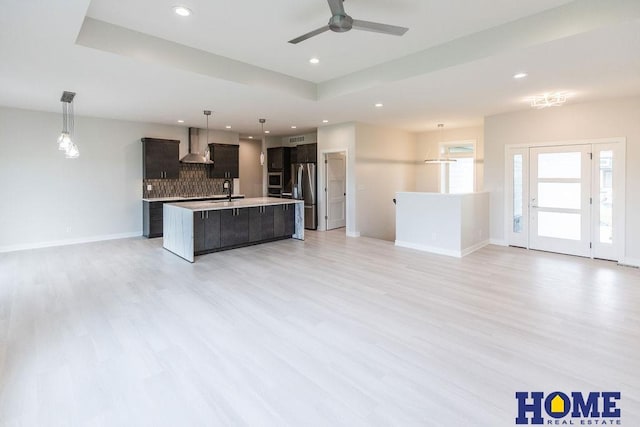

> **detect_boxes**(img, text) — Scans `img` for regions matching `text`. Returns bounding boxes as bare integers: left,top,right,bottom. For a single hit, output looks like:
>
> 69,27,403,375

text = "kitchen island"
163,197,304,262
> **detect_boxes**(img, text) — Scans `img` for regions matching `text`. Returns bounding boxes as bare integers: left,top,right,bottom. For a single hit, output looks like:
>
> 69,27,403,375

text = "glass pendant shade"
65,142,80,159
58,132,71,151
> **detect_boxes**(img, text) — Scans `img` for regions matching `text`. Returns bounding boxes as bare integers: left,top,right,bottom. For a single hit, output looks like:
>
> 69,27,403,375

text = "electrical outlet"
147,184,152,191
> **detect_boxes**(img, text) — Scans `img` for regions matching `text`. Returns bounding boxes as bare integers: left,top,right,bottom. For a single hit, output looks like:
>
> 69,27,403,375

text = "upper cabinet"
296,143,317,163
142,138,180,179
267,147,293,172
209,143,239,179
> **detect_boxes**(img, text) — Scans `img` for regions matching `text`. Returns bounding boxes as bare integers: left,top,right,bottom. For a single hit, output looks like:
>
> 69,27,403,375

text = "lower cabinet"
274,203,296,237
143,201,164,238
249,206,275,242
194,210,221,253
192,204,296,255
220,208,249,247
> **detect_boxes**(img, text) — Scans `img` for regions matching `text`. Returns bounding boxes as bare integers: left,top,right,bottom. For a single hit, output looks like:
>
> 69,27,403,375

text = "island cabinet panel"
194,211,221,253
221,208,249,247
209,144,239,179
274,204,296,237
249,206,275,242
142,138,180,179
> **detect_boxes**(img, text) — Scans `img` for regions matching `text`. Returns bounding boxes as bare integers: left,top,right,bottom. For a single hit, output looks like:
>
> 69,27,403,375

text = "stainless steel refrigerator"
292,163,317,230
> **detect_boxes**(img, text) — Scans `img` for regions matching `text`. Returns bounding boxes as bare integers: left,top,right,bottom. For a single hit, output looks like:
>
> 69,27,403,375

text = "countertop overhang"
166,197,303,212
143,194,245,202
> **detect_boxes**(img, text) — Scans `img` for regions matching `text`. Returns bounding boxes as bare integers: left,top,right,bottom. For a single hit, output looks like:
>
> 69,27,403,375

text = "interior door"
529,145,591,257
326,152,346,230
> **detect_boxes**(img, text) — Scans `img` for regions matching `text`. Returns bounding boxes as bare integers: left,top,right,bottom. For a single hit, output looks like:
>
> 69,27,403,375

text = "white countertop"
166,197,303,212
143,194,244,202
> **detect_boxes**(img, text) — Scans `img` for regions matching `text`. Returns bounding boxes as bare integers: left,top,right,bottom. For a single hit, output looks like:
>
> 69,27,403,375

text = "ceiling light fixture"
527,92,570,109
249,136,254,139
173,6,192,17
291,126,297,129
322,120,329,123
375,103,384,108
513,72,528,79
309,58,320,64
264,130,270,134
57,91,79,159
225,125,231,129
177,119,184,123
424,124,456,164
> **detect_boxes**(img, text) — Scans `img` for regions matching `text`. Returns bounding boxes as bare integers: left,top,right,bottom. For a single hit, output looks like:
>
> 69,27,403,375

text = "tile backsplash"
143,164,229,198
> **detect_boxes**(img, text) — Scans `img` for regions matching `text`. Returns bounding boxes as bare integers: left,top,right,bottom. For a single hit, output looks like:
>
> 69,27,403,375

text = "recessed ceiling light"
513,72,528,79
375,103,384,108
322,119,329,123
291,126,297,129
248,136,253,139
264,130,270,134
309,58,320,64
177,119,184,123
225,125,231,129
173,6,192,17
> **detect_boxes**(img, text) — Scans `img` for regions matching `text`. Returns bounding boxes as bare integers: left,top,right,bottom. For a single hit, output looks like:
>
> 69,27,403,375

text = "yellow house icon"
551,395,565,413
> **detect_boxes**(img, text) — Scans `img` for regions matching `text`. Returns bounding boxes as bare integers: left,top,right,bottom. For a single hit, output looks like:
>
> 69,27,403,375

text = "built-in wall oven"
267,172,282,197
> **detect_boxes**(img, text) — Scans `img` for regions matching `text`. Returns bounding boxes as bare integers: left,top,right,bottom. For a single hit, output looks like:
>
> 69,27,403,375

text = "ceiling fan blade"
327,0,346,16
288,26,331,44
351,20,409,36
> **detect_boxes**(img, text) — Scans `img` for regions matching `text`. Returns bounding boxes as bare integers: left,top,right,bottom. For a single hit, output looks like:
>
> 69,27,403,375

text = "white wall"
317,123,357,235
355,123,416,241
485,96,640,264
0,106,187,251
238,138,263,198
415,126,484,192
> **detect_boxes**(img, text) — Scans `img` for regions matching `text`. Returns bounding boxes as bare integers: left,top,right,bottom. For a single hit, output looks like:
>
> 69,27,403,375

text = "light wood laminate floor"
1,231,639,426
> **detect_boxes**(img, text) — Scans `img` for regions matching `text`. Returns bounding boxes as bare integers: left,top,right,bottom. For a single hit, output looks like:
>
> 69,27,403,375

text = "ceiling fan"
288,0,409,44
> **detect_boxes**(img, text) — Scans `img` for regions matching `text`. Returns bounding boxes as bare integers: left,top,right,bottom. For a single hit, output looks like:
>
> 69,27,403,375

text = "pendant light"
57,91,79,159
203,110,211,163
259,118,266,166
424,124,456,164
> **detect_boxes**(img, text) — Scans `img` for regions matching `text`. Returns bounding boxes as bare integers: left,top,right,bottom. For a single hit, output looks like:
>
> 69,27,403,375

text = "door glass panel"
537,212,581,240
538,183,581,209
513,154,523,233
599,150,613,244
538,152,581,179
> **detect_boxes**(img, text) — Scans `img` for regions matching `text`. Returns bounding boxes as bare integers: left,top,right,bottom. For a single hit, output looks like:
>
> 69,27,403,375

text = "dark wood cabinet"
142,138,180,179
143,201,164,238
249,206,275,242
194,210,221,253
267,147,285,171
220,208,249,247
289,147,297,164
274,203,296,237
296,143,317,163
209,144,239,179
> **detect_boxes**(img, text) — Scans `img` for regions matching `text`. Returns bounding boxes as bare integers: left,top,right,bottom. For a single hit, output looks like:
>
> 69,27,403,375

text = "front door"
529,145,592,257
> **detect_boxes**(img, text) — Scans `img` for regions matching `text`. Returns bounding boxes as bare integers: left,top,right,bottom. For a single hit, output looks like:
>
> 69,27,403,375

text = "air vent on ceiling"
289,136,305,144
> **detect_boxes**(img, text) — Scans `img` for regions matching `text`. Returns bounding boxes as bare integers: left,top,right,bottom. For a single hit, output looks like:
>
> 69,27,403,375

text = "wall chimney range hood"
181,111,213,164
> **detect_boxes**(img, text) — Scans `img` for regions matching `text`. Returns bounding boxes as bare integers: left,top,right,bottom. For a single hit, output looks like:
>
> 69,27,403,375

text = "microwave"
268,172,282,188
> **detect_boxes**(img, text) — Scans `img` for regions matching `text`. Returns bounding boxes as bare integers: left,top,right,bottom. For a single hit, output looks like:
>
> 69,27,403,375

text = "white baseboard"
0,231,141,253
489,238,508,246
346,231,360,238
618,258,640,268
395,240,462,258
460,240,490,257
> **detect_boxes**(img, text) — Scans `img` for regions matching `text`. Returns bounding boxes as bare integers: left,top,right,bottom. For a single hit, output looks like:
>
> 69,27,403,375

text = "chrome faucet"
223,179,232,201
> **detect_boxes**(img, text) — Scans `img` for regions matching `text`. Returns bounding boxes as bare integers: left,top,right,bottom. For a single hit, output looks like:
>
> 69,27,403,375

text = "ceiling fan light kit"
289,0,409,44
